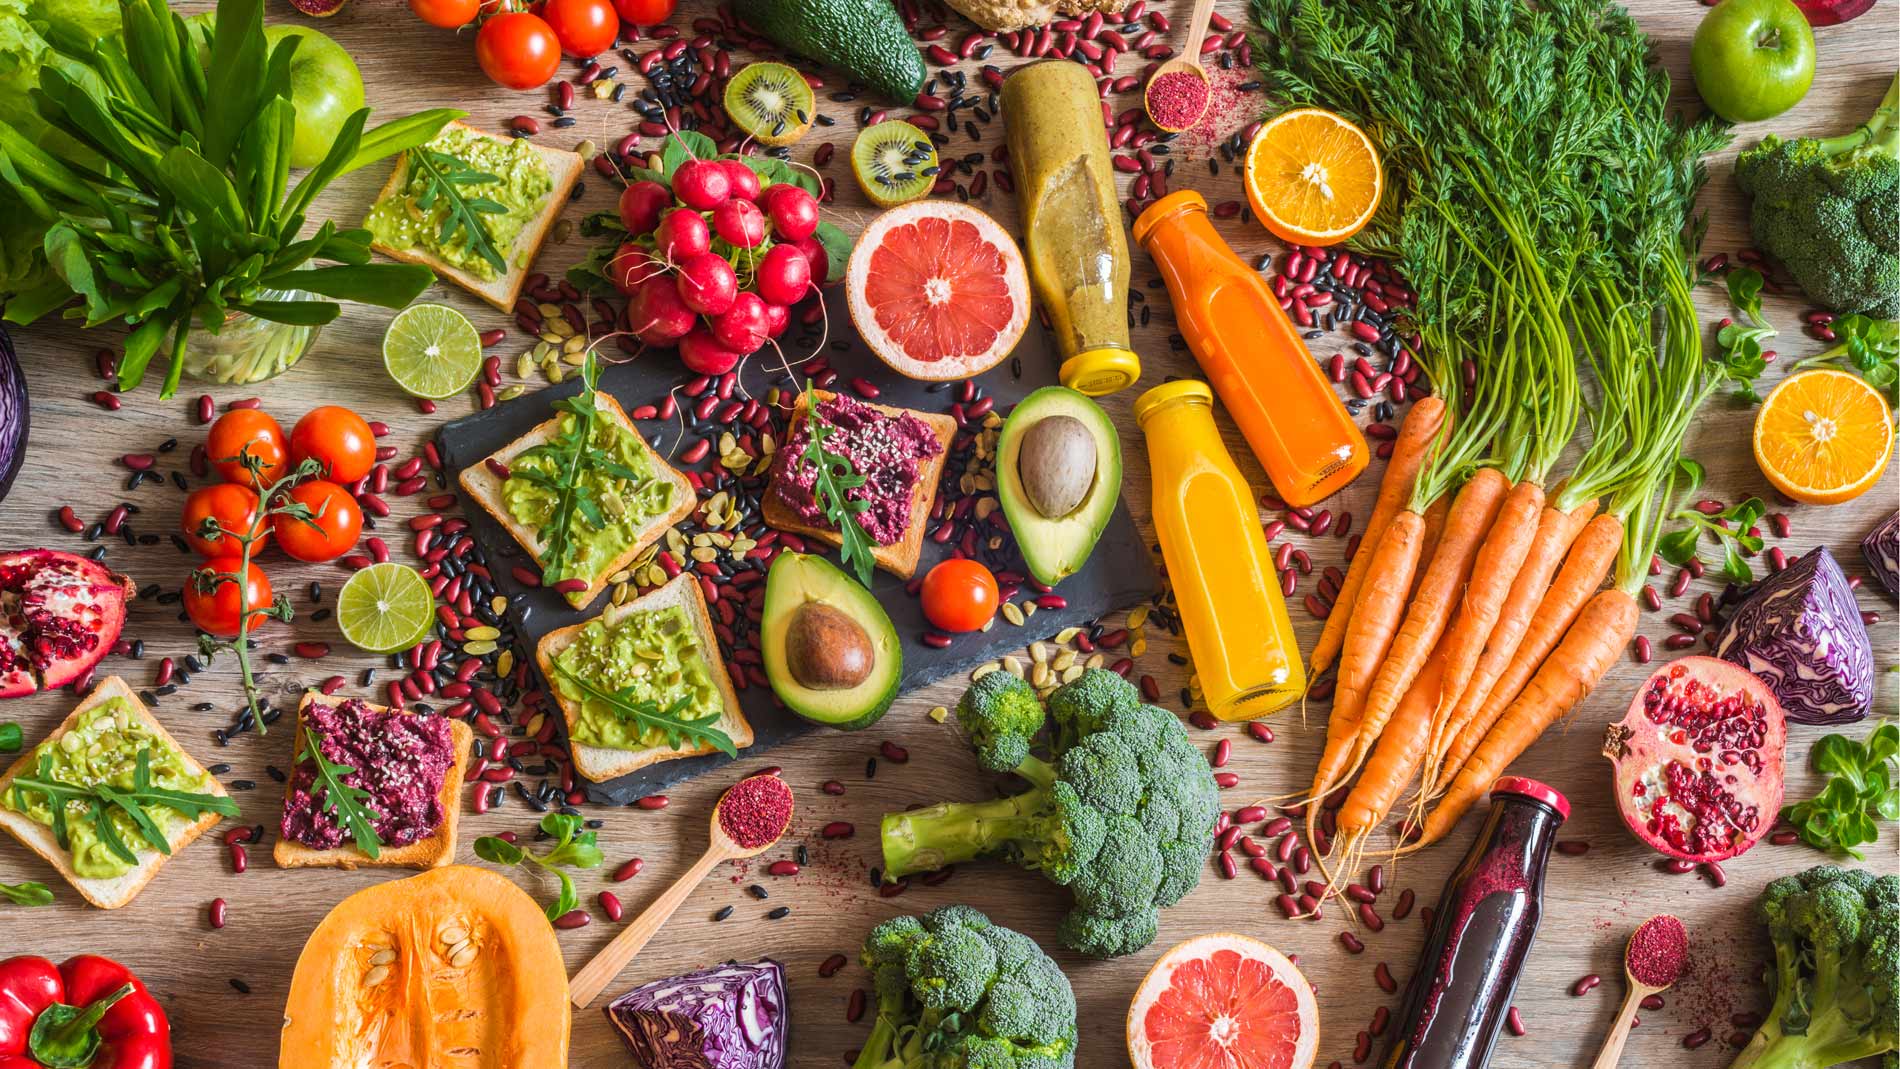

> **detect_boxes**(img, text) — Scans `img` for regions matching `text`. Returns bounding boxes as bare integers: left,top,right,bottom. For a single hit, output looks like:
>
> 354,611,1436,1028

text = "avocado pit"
1017,414,1097,518
785,602,875,690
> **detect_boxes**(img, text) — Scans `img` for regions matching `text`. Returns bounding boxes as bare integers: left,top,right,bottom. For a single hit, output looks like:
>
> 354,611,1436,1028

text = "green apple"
264,24,366,168
1691,0,1816,123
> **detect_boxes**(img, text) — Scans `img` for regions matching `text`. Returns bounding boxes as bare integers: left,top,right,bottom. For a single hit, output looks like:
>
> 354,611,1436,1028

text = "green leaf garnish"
798,387,878,589
474,811,605,922
0,881,52,907
405,146,509,277
10,748,239,866
552,664,737,757
297,725,384,860
1780,722,1898,860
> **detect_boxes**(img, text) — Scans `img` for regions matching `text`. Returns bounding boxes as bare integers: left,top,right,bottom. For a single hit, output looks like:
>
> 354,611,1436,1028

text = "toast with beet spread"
459,389,695,611
0,676,229,910
273,692,474,872
761,390,957,580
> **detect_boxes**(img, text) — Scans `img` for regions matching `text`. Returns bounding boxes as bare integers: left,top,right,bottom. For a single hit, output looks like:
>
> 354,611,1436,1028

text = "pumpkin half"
281,865,570,1068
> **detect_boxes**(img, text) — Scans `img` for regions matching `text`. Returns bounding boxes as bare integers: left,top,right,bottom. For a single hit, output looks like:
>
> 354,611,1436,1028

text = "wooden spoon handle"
1589,987,1646,1069
570,846,725,1007
1179,0,1220,65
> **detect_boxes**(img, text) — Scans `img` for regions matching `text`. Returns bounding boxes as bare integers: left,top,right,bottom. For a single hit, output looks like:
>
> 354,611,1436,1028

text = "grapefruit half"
1128,933,1319,1069
845,201,1030,381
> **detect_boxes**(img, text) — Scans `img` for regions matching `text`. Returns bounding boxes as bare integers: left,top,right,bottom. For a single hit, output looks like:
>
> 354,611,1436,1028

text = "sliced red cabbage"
1863,511,1898,599
1712,546,1873,725
604,958,786,1068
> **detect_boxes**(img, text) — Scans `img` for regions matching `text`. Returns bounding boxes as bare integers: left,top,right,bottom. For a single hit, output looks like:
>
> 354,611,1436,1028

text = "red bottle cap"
1490,776,1570,822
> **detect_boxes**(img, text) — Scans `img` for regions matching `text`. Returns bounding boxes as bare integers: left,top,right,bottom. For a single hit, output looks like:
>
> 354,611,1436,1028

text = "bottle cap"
1130,189,1208,246
1060,347,1142,396
1490,776,1570,822
1132,379,1212,427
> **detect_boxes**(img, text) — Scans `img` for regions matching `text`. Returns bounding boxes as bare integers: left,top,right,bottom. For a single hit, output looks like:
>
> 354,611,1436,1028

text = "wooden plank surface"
1,1,1894,1066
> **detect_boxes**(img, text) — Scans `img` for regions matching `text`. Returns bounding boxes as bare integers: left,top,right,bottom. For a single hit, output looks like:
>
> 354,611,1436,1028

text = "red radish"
618,179,671,235
711,198,768,248
721,159,762,202
678,326,743,374
607,242,661,295
756,243,811,306
654,208,710,262
788,233,829,284
671,158,730,211
711,292,771,353
629,274,695,344
761,299,789,338
762,183,820,241
675,251,738,315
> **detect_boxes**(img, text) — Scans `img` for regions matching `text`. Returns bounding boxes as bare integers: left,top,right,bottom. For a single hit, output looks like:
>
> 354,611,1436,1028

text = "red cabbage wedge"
1863,511,1898,599
1712,547,1874,725
604,958,786,1068
0,326,25,503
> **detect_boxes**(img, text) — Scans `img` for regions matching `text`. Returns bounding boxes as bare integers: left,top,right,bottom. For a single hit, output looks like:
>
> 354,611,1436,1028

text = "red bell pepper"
0,956,169,1069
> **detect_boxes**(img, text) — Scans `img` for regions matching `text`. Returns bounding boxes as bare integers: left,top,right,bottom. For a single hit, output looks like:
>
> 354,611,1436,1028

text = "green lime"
383,303,482,399
337,563,436,655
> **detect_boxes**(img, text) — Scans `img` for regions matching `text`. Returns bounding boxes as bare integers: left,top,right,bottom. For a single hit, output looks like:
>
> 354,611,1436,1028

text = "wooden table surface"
1,1,1894,1066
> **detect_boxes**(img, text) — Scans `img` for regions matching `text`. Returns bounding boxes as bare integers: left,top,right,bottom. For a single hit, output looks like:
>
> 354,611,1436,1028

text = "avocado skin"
995,387,1123,588
733,0,926,104
761,553,902,731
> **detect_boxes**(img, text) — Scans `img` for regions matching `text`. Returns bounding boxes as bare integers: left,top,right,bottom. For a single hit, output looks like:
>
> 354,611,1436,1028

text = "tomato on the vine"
409,0,480,27
612,0,674,23
289,406,376,485
272,480,364,563
184,558,274,638
920,558,999,633
206,409,288,487
476,11,562,90
181,484,268,558
540,0,618,57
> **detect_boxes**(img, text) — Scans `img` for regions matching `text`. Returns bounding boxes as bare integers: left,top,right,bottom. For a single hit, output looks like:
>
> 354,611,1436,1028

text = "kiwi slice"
725,62,815,148
851,121,939,208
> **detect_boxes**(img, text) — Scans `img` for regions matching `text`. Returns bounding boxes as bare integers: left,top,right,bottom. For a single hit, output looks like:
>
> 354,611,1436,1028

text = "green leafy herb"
0,723,20,753
507,351,649,584
0,880,52,907
1794,313,1900,402
1657,458,1766,584
474,812,604,921
406,146,508,277
9,748,239,866
552,664,736,757
800,388,877,588
1710,268,1777,405
297,723,383,860
1780,722,1899,859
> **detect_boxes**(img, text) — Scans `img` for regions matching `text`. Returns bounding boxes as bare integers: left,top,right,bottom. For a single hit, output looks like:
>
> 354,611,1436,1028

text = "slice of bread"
272,692,474,872
761,390,957,580
535,572,752,782
460,390,695,610
0,676,228,910
368,119,584,312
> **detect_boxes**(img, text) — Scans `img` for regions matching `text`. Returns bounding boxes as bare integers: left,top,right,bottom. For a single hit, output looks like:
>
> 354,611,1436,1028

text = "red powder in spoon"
1628,913,1689,988
1147,70,1211,130
718,773,794,849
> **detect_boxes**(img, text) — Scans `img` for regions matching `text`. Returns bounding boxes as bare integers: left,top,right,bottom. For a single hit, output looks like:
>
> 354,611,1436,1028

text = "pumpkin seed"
1001,602,1024,627
439,926,468,945
368,948,396,966
450,946,478,969
971,662,999,681
364,965,391,986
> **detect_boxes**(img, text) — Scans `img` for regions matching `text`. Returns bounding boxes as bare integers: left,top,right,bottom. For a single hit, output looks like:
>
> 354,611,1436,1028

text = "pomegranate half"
1602,655,1786,863
0,549,134,698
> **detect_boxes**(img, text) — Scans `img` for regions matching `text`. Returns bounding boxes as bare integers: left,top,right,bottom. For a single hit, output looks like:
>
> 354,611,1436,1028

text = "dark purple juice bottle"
1379,777,1569,1069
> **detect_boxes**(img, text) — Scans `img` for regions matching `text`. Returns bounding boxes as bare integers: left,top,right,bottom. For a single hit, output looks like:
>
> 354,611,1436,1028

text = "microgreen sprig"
552,664,736,757
508,351,648,586
799,385,876,588
1793,313,1900,403
474,812,605,922
10,748,239,867
1708,267,1778,405
1781,722,1899,859
1656,458,1767,584
406,146,509,277
0,881,52,907
296,721,383,859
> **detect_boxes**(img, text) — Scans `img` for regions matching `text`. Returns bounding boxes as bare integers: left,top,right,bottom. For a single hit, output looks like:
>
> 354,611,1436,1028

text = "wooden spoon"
1144,0,1220,132
1590,915,1687,1069
568,774,793,1007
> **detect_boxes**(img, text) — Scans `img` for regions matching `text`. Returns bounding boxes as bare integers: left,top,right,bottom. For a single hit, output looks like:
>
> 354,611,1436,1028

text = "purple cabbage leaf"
1713,546,1875,725
605,957,786,1069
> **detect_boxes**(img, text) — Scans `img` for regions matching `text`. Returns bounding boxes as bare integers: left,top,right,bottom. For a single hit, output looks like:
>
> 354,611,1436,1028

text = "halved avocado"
995,387,1122,587
761,553,901,731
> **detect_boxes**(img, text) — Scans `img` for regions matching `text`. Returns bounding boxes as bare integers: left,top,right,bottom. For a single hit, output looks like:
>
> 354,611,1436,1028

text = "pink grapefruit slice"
1128,933,1319,1069
845,201,1030,381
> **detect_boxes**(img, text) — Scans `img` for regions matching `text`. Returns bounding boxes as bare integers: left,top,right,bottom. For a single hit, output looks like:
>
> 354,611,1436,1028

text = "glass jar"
178,289,322,386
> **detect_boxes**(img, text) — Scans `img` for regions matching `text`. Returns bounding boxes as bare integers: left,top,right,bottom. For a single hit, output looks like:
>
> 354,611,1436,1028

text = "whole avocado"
733,0,926,104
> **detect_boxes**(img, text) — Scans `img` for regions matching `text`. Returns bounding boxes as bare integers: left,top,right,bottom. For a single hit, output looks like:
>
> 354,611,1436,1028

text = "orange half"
1243,108,1383,246
1752,369,1894,505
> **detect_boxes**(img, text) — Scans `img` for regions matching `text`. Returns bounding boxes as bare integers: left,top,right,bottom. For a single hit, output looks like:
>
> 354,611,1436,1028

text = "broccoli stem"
1818,73,1899,159
1729,1007,1891,1069
879,787,1051,879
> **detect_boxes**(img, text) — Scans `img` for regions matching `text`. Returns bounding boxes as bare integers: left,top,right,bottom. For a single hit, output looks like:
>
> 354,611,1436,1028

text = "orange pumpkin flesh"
281,865,571,1068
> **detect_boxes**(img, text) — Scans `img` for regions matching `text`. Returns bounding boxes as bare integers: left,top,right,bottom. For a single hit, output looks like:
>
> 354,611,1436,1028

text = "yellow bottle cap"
1130,189,1208,246
1060,347,1142,396
1132,378,1213,427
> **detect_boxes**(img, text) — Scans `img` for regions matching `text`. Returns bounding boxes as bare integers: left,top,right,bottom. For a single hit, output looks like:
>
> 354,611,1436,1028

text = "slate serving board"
436,287,1158,803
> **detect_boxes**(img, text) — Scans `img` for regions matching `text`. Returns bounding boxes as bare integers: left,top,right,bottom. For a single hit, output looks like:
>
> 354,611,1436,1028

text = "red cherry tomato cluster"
182,406,372,637
615,163,827,374
408,0,663,91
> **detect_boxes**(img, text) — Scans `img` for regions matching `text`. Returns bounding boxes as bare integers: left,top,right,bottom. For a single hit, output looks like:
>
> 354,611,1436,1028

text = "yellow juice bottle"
1134,380,1306,719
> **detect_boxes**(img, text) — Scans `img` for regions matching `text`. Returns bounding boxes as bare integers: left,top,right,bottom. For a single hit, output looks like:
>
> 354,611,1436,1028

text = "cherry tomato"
205,409,289,487
289,406,376,485
181,484,269,558
184,558,274,638
272,480,364,563
612,0,674,22
540,0,618,57
410,0,481,27
920,558,999,633
476,11,562,90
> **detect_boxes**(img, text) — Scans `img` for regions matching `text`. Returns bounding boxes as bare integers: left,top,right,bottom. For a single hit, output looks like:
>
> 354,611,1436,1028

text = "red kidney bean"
209,898,228,929
553,910,591,929
1572,974,1601,996
1374,962,1397,993
822,821,855,839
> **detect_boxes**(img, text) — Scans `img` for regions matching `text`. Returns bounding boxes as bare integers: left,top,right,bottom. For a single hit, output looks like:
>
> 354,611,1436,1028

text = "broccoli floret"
1735,73,1900,318
853,906,1078,1069
1730,863,1899,1069
882,669,1219,959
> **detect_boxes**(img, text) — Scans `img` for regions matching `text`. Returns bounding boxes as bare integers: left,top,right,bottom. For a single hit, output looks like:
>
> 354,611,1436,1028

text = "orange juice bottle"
1132,190,1367,507
1134,380,1306,720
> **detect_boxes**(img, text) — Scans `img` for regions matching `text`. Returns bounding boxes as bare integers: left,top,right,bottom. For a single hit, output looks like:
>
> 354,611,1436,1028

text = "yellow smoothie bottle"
1134,380,1306,719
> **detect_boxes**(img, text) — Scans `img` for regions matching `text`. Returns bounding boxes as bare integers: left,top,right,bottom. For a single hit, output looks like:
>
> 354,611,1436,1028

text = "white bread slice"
459,390,695,611
368,120,584,312
0,676,228,910
272,691,474,871
761,390,957,579
535,572,752,782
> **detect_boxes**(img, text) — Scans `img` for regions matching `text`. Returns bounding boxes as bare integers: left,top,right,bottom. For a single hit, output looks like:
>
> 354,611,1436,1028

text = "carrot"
1409,590,1640,849
1316,647,1448,899
1425,478,1546,727
1409,493,1452,600
1431,510,1624,794
1309,397,1447,678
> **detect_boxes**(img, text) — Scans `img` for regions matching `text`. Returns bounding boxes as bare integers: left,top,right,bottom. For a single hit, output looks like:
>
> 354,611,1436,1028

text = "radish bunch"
611,157,828,374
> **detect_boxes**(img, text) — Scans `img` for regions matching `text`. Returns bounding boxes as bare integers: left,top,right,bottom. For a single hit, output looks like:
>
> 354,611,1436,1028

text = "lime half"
383,303,482,399
337,563,436,655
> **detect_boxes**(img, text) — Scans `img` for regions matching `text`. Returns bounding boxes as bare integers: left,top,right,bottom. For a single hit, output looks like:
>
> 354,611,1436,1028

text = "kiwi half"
851,121,939,208
725,62,815,147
